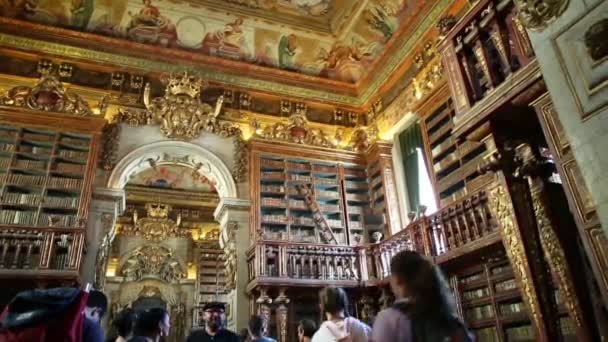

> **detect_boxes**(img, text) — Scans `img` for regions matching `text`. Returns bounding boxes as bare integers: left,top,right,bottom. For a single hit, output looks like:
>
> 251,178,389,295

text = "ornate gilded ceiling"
0,0,445,85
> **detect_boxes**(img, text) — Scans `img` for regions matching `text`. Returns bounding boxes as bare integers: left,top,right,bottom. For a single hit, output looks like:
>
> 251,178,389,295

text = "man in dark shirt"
186,302,239,342
82,289,108,342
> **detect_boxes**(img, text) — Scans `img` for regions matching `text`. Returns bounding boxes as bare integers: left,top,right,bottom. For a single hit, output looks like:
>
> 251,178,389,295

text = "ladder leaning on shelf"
296,184,338,245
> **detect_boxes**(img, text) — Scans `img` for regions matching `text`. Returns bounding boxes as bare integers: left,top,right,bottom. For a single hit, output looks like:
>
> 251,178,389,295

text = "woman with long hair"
372,250,473,342
297,319,317,342
312,287,371,342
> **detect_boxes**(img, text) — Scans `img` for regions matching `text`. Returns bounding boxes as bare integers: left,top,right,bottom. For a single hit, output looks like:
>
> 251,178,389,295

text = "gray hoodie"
311,317,371,342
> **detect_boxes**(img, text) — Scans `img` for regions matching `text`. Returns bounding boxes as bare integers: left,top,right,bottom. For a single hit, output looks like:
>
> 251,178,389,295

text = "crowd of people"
0,250,472,342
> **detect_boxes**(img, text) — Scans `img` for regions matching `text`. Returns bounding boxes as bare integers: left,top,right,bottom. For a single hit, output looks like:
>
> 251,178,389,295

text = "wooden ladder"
297,184,338,245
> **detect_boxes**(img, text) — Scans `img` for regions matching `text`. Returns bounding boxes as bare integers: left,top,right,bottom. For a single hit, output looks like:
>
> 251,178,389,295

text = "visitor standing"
312,287,371,342
372,250,473,342
186,302,239,342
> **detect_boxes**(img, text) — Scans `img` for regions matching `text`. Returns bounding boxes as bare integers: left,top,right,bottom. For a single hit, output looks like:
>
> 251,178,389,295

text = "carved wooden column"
482,147,560,342
485,179,557,342
441,39,472,115
358,294,377,326
532,93,608,314
256,288,273,337
274,288,290,342
516,144,593,341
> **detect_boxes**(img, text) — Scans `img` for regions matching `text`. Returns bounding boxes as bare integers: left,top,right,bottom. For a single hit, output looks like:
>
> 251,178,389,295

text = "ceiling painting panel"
0,0,444,84
128,164,218,193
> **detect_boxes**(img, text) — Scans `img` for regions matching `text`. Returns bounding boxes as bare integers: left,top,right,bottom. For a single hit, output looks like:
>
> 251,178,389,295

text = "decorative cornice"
92,187,127,215
0,33,359,105
373,56,444,131
213,198,252,223
0,0,452,107
513,0,570,31
0,74,94,116
251,108,335,148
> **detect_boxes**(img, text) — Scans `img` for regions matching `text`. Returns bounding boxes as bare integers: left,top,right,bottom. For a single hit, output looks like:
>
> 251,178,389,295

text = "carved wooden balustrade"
248,241,363,286
440,0,535,116
0,228,84,273
247,189,498,286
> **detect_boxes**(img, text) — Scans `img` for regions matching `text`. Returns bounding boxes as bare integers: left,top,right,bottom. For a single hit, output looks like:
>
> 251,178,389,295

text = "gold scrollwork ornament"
143,71,224,140
513,0,569,31
488,185,543,329
0,75,93,116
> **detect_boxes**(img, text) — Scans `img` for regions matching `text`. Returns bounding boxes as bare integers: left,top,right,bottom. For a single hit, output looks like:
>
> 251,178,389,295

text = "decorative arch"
107,141,237,198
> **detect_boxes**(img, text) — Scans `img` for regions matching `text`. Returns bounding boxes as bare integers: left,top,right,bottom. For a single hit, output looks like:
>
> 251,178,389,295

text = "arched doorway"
107,140,237,199
101,140,243,340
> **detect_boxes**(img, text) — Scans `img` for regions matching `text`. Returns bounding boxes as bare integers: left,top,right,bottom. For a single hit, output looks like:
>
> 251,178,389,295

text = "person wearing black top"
186,302,239,342
83,290,108,342
127,308,171,342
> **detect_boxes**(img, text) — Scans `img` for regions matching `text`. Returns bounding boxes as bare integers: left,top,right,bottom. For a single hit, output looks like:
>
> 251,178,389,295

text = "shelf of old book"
0,124,94,231
255,149,392,246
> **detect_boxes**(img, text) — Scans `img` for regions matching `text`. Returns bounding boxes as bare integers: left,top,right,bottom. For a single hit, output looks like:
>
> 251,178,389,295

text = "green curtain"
398,122,424,212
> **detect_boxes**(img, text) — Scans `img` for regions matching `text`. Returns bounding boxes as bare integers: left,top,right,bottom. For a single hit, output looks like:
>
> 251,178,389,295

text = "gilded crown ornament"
164,71,206,98
120,201,189,242
143,71,224,140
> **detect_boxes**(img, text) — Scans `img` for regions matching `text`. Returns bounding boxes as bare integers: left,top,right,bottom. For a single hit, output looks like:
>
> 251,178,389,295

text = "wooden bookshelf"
0,105,105,277
251,140,397,246
421,98,496,207
259,156,364,245
0,125,90,229
449,254,534,342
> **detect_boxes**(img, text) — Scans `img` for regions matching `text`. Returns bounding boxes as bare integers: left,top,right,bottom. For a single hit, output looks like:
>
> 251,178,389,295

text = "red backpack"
0,288,89,342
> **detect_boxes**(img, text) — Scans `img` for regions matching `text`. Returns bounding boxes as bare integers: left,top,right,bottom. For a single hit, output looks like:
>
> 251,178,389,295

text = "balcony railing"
0,228,84,273
248,188,499,286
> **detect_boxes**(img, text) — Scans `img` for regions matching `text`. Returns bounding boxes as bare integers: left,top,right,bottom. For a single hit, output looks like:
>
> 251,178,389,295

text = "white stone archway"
105,140,251,331
107,140,237,199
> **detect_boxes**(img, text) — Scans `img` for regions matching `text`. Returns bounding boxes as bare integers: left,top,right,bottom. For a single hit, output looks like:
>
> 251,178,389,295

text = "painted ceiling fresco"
128,164,217,193
0,0,436,84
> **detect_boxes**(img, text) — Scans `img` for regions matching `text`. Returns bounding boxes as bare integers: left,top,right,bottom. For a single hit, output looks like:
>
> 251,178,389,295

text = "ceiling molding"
0,0,454,107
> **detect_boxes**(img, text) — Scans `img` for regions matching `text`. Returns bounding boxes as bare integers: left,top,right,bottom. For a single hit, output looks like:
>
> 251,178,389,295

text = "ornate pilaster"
83,188,125,287
274,288,290,342
358,295,377,326
486,182,550,340
256,288,273,337
516,144,592,341
214,197,251,332
482,146,559,341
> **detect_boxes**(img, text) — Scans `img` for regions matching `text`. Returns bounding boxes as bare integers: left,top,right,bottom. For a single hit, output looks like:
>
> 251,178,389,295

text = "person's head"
84,290,108,323
239,328,249,341
297,319,316,341
113,308,136,339
203,302,225,333
248,315,266,338
319,287,350,320
390,250,456,318
133,308,170,340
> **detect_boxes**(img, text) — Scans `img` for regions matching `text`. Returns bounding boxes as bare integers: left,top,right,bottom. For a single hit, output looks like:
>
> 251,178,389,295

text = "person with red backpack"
372,251,474,342
0,286,106,342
